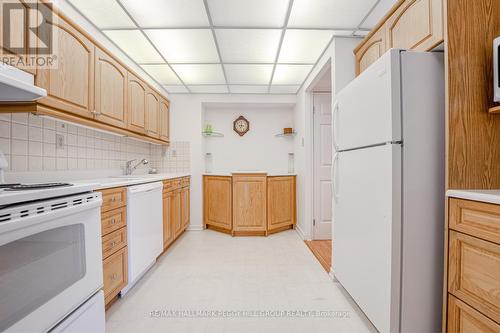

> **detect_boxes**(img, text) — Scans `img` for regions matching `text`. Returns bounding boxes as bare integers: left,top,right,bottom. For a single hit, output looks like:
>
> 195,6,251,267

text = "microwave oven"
495,37,499,102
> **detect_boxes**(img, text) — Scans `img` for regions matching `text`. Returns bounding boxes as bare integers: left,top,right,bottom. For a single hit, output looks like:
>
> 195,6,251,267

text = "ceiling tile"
216,29,281,63
145,29,219,63
141,65,181,85
354,30,371,37
163,85,189,93
189,85,229,93
270,85,300,94
288,0,378,29
273,65,312,85
69,0,136,29
104,30,164,63
278,30,333,63
208,0,289,27
172,64,226,85
224,64,273,85
360,0,398,29
121,0,209,28
229,85,269,94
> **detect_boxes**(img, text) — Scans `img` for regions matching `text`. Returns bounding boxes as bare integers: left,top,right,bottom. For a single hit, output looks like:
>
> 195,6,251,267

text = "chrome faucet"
125,158,149,175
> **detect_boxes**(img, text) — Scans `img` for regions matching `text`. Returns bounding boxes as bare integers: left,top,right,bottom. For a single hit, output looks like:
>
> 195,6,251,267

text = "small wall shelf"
489,105,500,114
275,132,297,137
202,131,224,137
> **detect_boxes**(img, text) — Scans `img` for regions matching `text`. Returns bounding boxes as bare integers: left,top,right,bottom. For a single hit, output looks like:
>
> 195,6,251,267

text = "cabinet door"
173,189,182,237
127,72,146,134
145,88,160,138
36,6,94,118
103,246,128,305
448,295,500,333
0,0,36,75
159,98,170,142
162,191,174,249
181,187,190,230
267,176,296,231
204,176,232,230
94,47,127,128
355,27,386,75
386,0,443,52
232,174,267,232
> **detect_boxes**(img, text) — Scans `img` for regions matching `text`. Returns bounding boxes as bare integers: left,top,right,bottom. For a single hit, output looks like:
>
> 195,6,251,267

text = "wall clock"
233,116,249,136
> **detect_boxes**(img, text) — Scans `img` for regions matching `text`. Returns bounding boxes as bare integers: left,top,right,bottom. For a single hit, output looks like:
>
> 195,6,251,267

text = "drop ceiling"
68,0,396,95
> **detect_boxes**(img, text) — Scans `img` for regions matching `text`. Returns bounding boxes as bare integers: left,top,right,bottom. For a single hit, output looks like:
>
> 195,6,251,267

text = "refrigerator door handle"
332,101,339,151
333,152,340,202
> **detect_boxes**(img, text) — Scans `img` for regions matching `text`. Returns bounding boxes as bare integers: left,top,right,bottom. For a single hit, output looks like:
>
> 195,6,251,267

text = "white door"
334,49,401,151
313,93,332,239
332,143,402,333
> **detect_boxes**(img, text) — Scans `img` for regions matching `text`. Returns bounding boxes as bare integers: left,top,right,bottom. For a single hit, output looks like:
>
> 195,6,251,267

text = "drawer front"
100,187,126,212
449,198,500,244
102,227,127,259
448,295,500,333
181,176,190,187
448,231,500,323
103,246,128,301
101,207,126,236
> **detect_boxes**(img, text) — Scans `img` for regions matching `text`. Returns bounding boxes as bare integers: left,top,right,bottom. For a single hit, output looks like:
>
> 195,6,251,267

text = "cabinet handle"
110,241,116,247
111,197,116,202
110,218,116,225
111,273,118,280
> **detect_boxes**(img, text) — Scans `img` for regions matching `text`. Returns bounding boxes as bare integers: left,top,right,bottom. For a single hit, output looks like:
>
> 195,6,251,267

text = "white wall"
169,94,296,231
204,106,294,174
293,37,360,240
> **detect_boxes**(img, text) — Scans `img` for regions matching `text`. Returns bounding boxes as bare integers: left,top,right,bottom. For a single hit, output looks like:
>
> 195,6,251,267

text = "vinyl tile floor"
106,230,376,333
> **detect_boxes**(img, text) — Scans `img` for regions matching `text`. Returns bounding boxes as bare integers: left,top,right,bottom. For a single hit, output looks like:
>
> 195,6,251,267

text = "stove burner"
3,183,73,191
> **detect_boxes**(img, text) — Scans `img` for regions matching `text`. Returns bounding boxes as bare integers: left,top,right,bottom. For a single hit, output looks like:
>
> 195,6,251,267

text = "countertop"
73,173,191,190
203,172,296,177
446,189,500,205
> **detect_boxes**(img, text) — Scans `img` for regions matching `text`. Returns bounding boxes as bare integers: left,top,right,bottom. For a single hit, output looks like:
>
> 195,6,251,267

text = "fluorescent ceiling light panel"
69,0,136,29
224,64,273,85
104,30,164,63
278,30,333,63
207,0,289,27
216,29,281,63
270,85,300,94
229,85,270,94
172,64,226,85
360,0,398,29
189,85,229,93
273,65,313,85
141,65,181,85
120,0,209,28
163,85,189,93
288,0,378,29
146,29,219,63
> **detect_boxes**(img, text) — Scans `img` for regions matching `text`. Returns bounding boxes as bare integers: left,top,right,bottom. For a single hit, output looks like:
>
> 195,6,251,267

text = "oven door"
0,192,103,333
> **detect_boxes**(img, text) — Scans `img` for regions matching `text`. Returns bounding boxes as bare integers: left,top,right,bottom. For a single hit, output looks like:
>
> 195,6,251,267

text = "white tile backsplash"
0,113,190,174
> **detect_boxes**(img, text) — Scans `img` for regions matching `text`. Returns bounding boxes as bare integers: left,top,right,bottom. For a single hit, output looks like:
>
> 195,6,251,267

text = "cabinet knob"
110,241,116,247
111,273,118,280
110,218,116,225
111,197,116,202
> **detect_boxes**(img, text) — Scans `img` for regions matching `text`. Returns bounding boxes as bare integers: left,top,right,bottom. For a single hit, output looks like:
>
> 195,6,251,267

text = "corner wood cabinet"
162,177,190,251
97,187,128,308
0,2,170,145
354,0,444,75
444,198,500,330
204,174,296,236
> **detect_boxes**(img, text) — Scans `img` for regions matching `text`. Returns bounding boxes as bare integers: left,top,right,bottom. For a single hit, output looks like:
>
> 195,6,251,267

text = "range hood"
0,63,47,102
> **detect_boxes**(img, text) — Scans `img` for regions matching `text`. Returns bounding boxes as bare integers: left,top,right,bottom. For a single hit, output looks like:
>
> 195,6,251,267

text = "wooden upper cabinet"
204,176,232,231
145,88,160,138
36,6,95,118
94,47,127,128
0,0,36,75
355,27,386,75
159,98,170,142
127,72,146,134
232,174,267,232
385,0,443,52
267,176,296,231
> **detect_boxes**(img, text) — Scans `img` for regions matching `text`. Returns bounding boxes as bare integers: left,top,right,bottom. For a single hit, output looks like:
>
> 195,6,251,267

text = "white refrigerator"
332,49,445,333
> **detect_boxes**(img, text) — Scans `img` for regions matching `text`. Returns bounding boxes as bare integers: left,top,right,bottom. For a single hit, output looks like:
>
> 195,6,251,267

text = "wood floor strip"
305,240,332,273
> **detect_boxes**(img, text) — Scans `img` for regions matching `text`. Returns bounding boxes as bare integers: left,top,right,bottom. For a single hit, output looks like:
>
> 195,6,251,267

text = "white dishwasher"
121,181,163,295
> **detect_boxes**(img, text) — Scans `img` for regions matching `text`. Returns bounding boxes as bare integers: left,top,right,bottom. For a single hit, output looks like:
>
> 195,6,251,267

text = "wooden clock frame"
233,116,250,136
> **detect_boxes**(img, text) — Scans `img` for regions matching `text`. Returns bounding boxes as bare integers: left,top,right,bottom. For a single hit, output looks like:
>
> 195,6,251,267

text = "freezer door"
333,49,401,151
332,144,402,333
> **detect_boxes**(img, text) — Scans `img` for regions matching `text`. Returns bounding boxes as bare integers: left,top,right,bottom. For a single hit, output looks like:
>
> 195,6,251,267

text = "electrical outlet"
172,149,177,157
56,134,65,149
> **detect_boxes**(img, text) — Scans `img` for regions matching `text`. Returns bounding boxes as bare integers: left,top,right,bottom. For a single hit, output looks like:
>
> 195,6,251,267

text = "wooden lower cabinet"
103,247,128,305
162,177,190,251
448,295,500,333
181,187,190,229
162,190,174,249
204,175,296,236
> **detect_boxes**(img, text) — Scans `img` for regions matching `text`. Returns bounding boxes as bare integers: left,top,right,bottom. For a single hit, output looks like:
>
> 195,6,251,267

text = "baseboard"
187,225,204,231
294,224,307,240
329,268,338,282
